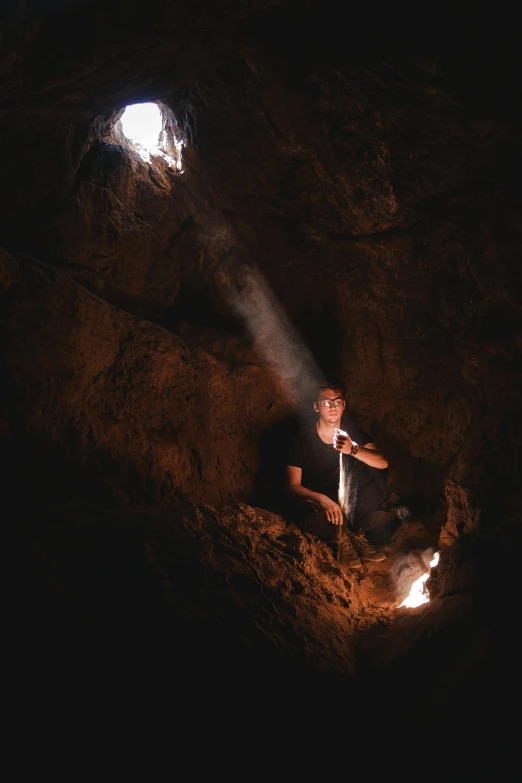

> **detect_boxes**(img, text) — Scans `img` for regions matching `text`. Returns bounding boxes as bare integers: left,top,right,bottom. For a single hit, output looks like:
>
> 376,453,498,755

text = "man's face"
314,388,346,425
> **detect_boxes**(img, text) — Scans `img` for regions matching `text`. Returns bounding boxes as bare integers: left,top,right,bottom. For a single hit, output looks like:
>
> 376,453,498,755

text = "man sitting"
286,377,388,570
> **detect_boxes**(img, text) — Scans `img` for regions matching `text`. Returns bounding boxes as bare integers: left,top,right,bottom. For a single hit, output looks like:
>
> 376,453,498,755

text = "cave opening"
117,101,184,170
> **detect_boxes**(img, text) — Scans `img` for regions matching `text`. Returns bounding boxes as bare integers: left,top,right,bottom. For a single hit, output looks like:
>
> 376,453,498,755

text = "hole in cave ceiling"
118,101,184,171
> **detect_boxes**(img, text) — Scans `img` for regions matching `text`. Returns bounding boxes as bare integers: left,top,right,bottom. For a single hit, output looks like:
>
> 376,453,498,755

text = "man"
286,378,388,570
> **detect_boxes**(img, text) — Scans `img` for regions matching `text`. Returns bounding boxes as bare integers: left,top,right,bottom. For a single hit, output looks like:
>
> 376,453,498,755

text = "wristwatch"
350,442,359,456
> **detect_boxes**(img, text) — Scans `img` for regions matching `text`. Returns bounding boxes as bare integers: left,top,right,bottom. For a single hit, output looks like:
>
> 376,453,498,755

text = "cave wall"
1,246,290,507
2,2,522,748
1,2,521,539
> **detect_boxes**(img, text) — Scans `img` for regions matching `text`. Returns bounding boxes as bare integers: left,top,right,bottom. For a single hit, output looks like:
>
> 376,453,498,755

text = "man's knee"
291,499,338,543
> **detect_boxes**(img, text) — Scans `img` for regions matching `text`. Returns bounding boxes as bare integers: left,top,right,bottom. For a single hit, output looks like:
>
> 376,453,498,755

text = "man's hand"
317,494,344,525
333,430,388,468
333,428,353,454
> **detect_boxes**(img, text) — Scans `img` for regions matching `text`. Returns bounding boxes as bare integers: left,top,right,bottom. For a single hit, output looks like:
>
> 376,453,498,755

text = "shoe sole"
339,558,363,569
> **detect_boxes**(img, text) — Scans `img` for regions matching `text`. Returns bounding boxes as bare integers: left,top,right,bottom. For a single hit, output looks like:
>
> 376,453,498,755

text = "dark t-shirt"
287,415,388,528
287,416,371,502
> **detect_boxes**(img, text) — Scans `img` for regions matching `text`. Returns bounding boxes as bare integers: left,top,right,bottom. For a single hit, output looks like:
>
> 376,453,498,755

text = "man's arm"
333,431,388,469
286,465,344,525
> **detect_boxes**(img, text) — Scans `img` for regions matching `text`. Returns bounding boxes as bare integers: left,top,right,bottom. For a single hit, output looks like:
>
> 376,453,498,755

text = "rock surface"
1,250,289,507
1,1,521,746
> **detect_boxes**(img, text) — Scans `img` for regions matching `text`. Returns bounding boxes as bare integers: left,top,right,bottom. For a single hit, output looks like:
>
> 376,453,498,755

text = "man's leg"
288,499,361,569
349,483,386,561
296,499,339,542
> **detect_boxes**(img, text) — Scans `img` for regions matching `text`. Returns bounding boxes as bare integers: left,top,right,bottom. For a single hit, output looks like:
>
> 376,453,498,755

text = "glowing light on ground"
398,551,440,608
119,102,183,169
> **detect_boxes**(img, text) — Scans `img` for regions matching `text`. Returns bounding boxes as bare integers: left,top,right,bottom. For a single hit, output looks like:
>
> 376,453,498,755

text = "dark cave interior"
1,0,521,755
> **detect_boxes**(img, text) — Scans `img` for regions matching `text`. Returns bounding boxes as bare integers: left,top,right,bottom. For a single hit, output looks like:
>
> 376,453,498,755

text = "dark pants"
286,483,386,543
350,479,386,532
287,498,346,545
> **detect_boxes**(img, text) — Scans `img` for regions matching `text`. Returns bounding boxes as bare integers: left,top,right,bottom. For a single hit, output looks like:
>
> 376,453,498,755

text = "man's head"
313,377,346,425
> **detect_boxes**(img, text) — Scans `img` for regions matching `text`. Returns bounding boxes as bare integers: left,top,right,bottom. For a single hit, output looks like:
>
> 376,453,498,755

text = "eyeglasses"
318,398,345,408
